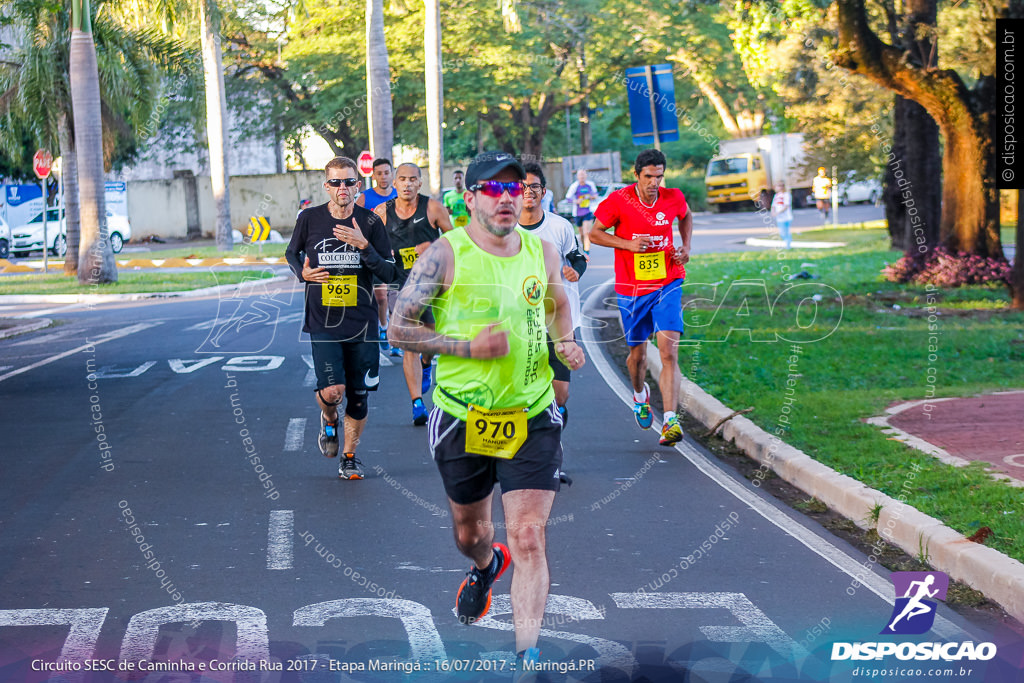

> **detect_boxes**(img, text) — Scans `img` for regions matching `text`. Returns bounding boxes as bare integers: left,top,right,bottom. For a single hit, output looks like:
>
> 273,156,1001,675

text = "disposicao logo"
831,572,997,663
883,571,948,635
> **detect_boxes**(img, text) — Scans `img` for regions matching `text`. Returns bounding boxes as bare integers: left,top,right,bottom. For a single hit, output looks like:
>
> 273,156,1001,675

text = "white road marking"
120,602,269,663
12,328,76,345
184,319,217,331
267,510,294,570
91,361,157,378
611,592,807,660
168,357,224,374
0,322,162,383
379,351,394,367
0,608,108,678
220,355,285,372
293,599,447,661
284,418,306,451
301,354,316,387
580,281,971,642
475,594,636,675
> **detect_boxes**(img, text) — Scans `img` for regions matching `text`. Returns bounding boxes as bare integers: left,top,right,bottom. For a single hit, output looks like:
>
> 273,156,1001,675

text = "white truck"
704,133,813,211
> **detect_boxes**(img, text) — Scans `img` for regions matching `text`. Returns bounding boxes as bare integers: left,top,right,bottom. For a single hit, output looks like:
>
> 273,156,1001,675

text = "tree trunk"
366,0,394,160
59,114,81,276
1009,0,1024,308
1013,193,1024,309
834,0,1002,258
671,50,742,139
423,0,443,198
578,45,592,154
885,96,941,254
70,0,116,285
200,0,232,251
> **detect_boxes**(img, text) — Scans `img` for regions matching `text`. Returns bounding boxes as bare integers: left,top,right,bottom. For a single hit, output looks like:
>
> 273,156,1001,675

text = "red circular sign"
357,151,374,177
33,149,53,179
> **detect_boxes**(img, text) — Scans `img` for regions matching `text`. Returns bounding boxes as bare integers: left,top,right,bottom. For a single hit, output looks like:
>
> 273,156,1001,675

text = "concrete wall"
127,171,324,239
128,161,572,239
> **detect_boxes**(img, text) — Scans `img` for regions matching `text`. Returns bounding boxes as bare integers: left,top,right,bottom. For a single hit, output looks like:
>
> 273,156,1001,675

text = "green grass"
0,270,277,295
682,236,1024,562
118,243,287,260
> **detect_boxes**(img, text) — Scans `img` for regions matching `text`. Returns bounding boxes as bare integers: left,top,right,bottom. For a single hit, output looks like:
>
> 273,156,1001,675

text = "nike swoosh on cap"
364,369,380,388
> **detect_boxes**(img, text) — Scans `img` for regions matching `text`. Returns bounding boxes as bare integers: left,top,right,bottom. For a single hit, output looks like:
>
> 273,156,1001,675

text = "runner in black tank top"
373,162,454,425
385,194,439,286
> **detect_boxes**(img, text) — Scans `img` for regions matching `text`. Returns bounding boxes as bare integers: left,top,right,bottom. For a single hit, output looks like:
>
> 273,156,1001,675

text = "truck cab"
705,153,768,211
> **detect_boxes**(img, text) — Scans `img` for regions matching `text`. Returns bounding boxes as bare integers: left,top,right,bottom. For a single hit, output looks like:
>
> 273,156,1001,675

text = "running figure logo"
881,571,949,635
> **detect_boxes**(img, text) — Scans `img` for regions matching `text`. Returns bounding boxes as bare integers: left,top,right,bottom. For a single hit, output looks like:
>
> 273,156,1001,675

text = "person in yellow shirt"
813,167,832,222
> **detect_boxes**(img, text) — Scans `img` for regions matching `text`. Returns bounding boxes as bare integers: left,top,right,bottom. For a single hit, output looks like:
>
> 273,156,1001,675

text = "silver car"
0,214,10,259
11,209,132,256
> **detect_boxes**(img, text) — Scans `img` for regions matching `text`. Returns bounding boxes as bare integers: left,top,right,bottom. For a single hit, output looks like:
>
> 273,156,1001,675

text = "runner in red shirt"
590,149,692,446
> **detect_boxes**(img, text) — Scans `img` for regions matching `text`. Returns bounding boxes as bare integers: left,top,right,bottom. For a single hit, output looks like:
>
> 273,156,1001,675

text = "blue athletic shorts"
617,278,684,347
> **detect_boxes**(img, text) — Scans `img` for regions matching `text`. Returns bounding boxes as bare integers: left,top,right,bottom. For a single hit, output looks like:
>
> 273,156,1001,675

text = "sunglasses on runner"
326,178,360,187
469,181,524,198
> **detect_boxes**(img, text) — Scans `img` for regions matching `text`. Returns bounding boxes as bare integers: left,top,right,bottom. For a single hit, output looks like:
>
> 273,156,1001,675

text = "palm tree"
200,0,232,251
70,0,116,283
0,0,183,276
365,0,393,160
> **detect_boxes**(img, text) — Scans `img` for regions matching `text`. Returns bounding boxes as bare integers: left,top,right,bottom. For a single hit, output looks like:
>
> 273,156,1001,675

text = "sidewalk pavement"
1,256,287,274
585,279,1024,626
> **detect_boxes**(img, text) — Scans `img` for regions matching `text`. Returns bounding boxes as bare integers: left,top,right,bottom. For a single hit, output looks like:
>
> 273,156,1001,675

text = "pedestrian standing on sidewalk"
812,167,831,223
589,148,692,447
285,156,397,480
389,151,584,676
373,162,453,426
771,182,793,249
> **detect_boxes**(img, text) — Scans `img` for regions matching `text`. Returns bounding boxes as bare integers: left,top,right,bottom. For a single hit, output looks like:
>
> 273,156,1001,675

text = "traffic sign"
247,216,272,243
625,65,679,147
357,151,374,177
33,149,53,179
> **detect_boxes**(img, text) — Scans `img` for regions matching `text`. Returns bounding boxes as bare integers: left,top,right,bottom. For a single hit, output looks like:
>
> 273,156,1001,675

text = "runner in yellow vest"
389,151,584,673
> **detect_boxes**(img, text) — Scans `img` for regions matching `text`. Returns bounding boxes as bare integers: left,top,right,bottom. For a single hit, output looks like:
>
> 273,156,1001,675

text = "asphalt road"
1,218,1022,683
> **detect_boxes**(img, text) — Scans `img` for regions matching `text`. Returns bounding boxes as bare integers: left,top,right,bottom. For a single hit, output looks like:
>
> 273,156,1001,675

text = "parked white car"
0,214,10,259
11,209,131,256
838,175,881,206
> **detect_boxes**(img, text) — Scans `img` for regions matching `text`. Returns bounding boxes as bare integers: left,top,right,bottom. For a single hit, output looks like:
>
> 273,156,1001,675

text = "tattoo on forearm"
389,243,471,358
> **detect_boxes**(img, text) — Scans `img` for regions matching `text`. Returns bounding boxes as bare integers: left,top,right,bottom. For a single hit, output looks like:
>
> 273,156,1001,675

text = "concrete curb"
591,280,1024,625
0,275,289,304
0,317,52,339
0,256,287,273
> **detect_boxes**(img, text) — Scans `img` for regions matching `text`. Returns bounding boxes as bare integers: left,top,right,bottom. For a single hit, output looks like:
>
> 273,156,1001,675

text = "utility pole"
577,44,592,154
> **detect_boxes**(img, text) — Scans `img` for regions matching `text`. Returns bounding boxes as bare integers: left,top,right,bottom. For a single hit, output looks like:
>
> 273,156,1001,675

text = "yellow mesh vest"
432,228,555,421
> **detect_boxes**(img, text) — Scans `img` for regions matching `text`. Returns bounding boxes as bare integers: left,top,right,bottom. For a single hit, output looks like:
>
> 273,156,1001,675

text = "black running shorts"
309,334,380,392
428,402,563,505
546,329,579,383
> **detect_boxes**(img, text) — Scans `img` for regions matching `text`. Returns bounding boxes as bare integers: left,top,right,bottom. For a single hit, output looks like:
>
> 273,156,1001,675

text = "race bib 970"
465,404,528,459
